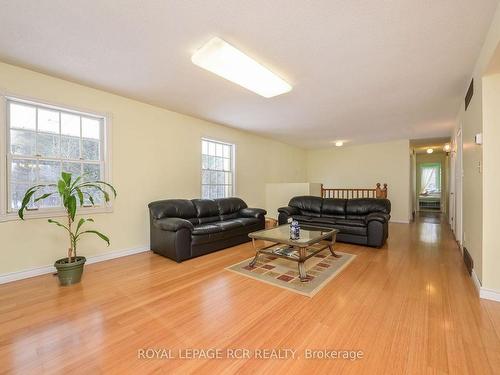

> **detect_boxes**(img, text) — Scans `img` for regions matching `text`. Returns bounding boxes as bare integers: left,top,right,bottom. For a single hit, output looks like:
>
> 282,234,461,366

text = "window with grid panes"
201,138,234,199
5,97,108,213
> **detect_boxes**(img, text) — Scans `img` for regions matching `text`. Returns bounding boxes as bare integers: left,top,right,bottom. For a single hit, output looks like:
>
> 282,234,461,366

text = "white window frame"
201,137,236,199
0,92,113,222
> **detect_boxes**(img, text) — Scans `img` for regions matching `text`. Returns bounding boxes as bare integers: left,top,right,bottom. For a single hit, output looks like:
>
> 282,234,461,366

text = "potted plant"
18,172,117,286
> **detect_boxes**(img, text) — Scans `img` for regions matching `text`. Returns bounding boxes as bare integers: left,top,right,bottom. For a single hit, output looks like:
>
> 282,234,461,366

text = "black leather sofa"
278,196,391,247
148,197,266,262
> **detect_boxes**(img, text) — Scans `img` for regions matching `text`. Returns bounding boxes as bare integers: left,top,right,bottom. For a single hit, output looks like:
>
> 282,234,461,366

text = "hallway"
0,215,500,374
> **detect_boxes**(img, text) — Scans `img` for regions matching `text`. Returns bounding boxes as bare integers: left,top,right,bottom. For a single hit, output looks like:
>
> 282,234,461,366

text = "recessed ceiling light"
191,37,292,98
427,148,433,154
335,141,344,147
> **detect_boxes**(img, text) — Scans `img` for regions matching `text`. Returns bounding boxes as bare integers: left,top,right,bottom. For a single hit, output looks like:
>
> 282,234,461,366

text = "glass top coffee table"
248,225,340,282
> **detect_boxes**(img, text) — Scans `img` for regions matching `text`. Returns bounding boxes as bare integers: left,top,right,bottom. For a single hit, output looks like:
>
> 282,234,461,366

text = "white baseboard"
472,269,481,292
0,245,149,285
480,288,500,302
471,269,500,302
390,219,410,224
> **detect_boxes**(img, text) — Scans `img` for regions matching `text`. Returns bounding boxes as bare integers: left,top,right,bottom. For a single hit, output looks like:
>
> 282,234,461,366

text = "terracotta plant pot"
54,256,86,286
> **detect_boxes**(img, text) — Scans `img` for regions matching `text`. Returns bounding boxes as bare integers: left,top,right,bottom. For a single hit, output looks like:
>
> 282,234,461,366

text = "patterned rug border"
225,251,356,297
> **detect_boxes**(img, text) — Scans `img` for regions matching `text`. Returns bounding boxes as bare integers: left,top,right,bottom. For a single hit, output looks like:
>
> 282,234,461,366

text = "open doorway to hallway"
409,138,452,220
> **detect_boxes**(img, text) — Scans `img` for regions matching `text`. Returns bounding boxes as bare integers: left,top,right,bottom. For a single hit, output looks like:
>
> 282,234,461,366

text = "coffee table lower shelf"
249,236,340,282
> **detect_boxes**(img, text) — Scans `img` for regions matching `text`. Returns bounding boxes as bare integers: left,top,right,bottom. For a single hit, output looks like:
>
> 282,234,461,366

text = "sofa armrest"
365,212,390,224
278,206,300,216
153,217,194,232
239,208,267,219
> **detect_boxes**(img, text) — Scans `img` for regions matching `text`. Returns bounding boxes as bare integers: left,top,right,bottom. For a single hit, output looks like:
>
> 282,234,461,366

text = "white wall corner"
0,245,150,285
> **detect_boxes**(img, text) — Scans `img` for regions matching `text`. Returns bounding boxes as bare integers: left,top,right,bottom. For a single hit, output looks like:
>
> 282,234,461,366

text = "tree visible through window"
201,139,234,199
6,98,107,212
420,163,441,194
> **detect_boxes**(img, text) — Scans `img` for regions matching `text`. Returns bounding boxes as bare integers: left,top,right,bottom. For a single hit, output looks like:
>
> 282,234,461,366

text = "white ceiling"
0,0,498,148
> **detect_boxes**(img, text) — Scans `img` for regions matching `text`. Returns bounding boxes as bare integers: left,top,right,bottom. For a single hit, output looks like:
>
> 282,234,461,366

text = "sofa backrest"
288,196,323,218
192,199,220,224
345,198,391,220
286,196,391,220
322,198,347,219
216,197,248,220
148,199,198,223
149,197,249,224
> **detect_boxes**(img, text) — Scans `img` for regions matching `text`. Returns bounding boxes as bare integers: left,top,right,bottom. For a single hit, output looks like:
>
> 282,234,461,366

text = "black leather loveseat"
278,196,391,247
148,197,266,262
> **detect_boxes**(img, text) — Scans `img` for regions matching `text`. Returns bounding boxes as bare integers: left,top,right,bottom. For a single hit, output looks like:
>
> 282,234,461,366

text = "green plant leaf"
34,192,55,203
75,188,84,206
48,219,70,233
77,230,110,246
75,217,94,235
67,195,77,221
61,172,72,186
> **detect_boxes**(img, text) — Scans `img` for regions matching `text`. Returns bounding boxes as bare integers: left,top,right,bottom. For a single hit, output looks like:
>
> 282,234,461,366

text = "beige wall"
415,152,449,214
306,140,411,223
454,3,500,288
482,73,500,292
264,182,321,220
0,62,307,275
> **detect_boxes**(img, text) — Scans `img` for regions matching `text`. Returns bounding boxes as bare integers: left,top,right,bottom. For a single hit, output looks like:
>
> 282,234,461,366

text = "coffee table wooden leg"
328,232,341,258
298,247,309,282
249,238,261,267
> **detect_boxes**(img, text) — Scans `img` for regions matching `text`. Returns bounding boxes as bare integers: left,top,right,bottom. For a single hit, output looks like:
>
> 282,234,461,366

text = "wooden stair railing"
321,183,388,199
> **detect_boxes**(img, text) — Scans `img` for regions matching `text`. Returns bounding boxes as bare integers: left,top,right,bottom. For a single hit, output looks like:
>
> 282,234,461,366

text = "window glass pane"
38,160,61,182
82,186,103,206
216,143,223,157
201,139,233,199
217,171,224,184
82,163,101,182
10,103,36,130
36,186,60,208
61,113,80,136
82,139,100,160
61,136,80,159
202,170,209,184
208,142,216,156
10,183,30,210
210,171,217,185
223,145,230,158
82,118,100,139
38,108,59,133
10,129,36,156
37,133,60,157
11,159,37,183
62,162,82,178
215,157,223,170
202,185,209,199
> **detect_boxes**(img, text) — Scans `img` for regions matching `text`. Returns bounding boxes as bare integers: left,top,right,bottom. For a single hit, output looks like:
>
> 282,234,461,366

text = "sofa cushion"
321,198,347,219
332,224,367,236
148,199,197,221
233,217,261,226
192,223,221,235
335,219,366,227
216,197,248,215
289,196,323,218
215,220,243,231
345,198,391,219
308,217,337,225
192,199,220,224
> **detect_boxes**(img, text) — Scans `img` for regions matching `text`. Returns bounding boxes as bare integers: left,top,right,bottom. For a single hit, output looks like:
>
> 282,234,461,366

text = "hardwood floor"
1,214,500,374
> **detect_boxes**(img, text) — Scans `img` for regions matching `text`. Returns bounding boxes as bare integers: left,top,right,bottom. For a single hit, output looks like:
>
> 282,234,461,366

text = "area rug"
225,250,356,297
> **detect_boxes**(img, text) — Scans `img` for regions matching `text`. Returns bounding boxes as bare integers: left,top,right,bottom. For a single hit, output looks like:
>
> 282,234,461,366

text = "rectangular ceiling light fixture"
191,37,292,98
